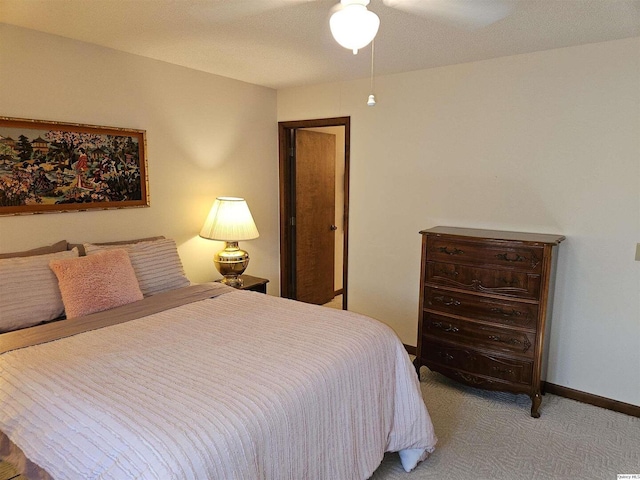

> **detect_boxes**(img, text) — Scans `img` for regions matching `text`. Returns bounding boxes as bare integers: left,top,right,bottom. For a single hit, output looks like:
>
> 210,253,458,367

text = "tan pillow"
0,240,68,259
49,249,143,319
84,238,190,296
0,248,78,332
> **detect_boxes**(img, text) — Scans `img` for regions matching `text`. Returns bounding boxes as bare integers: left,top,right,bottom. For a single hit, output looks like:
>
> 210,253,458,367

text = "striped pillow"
84,238,190,296
0,248,79,332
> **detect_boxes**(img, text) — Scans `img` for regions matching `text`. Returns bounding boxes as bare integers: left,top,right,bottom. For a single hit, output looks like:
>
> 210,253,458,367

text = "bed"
0,238,437,479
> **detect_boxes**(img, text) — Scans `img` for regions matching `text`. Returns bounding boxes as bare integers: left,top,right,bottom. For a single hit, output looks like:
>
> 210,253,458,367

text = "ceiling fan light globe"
330,4,380,53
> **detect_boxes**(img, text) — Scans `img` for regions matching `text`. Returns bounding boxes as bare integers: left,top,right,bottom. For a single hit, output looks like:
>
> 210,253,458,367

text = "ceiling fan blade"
193,0,315,24
382,0,514,29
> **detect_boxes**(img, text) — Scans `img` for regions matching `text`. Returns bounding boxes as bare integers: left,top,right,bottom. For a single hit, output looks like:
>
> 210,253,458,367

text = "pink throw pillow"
49,249,143,318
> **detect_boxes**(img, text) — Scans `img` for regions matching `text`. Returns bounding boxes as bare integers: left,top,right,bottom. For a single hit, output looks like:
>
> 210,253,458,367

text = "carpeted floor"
2,368,638,480
372,368,640,480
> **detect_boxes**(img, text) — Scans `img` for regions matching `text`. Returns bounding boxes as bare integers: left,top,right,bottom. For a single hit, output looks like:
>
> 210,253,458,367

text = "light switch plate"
636,243,640,261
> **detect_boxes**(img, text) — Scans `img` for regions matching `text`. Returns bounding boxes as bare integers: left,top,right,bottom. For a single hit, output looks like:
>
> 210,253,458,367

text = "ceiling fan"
210,0,513,105
220,0,521,28
326,0,512,106
208,1,513,52
329,0,513,54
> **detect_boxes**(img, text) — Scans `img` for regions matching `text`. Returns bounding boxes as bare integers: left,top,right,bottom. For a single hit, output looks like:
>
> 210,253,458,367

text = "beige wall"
278,37,640,406
0,24,280,292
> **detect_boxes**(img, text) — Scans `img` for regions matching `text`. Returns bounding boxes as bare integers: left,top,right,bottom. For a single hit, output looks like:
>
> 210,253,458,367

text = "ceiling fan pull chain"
368,39,376,106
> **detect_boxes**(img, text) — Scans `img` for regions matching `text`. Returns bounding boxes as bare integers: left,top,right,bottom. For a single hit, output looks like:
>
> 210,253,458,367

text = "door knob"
330,225,338,231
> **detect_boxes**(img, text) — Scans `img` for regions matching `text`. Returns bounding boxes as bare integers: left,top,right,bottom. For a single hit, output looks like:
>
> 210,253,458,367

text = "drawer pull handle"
496,252,526,263
438,351,455,361
432,295,461,307
490,307,524,317
487,335,532,352
439,246,464,256
435,267,459,277
454,372,487,385
432,321,460,333
492,366,514,376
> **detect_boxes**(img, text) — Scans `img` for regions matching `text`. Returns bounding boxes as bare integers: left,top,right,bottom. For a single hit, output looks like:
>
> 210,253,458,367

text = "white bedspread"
0,290,436,479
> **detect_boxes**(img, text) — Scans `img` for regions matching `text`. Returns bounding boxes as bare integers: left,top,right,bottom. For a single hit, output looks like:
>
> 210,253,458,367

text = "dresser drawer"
424,286,538,330
421,340,533,385
426,236,544,273
426,363,531,394
426,261,541,300
423,313,536,358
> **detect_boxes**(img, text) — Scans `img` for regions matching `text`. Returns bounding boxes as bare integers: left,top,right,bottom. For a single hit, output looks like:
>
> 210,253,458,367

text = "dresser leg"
531,392,542,418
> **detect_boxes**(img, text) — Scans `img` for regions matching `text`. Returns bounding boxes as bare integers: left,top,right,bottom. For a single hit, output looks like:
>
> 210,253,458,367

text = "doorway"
278,117,350,310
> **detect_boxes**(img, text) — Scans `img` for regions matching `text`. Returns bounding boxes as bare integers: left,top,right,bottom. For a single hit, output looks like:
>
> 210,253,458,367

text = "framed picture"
0,117,149,215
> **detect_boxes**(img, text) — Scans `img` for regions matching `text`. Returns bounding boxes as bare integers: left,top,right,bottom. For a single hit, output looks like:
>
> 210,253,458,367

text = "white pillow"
0,248,79,333
84,238,190,296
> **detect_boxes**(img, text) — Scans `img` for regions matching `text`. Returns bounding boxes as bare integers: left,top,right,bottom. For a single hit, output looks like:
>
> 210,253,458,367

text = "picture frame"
0,117,149,215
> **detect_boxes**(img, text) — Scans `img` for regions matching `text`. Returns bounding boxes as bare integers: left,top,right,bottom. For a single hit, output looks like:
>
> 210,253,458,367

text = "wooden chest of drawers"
415,226,564,417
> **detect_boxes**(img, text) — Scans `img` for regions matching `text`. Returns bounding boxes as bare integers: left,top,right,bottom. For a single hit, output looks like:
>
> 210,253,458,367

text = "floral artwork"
0,117,148,215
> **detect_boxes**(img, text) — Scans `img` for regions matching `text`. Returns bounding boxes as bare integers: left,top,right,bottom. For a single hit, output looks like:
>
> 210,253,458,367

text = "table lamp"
199,197,259,286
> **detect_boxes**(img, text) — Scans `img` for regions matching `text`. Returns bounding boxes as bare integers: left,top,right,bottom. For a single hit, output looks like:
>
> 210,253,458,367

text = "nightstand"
216,275,269,293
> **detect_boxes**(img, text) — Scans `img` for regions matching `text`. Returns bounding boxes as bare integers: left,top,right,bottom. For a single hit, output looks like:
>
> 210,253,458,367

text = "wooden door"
295,130,336,305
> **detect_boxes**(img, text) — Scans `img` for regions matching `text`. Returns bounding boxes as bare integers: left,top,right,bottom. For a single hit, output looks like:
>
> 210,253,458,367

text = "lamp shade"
330,0,380,54
200,197,259,241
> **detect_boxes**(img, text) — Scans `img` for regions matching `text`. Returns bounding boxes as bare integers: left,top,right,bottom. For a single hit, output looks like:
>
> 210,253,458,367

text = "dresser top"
420,226,565,245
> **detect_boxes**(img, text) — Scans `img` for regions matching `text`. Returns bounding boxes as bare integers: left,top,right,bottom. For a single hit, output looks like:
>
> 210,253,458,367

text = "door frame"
278,117,350,309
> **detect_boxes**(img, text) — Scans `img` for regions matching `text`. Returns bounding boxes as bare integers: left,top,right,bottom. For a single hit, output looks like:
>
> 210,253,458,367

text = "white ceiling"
1,0,639,89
